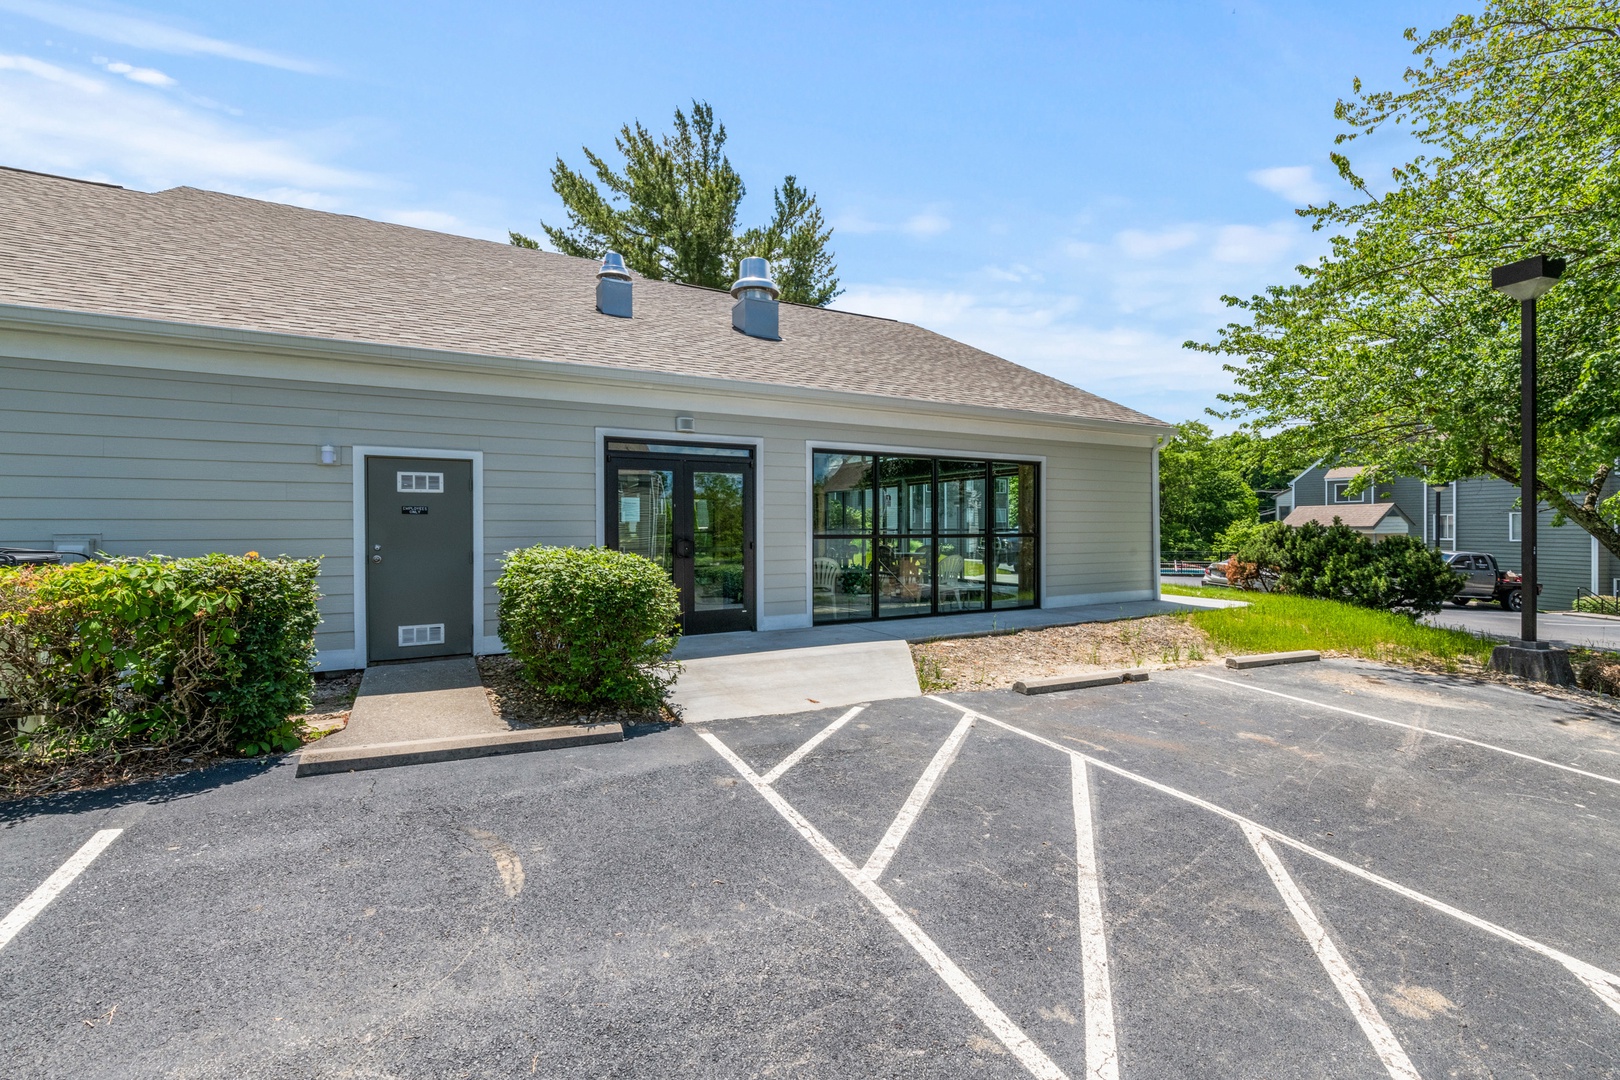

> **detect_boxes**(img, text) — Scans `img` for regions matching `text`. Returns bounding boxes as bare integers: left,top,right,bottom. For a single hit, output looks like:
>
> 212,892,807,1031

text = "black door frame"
604,442,757,634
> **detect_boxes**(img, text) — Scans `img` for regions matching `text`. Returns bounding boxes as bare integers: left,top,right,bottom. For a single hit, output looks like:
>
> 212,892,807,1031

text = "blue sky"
0,0,1463,425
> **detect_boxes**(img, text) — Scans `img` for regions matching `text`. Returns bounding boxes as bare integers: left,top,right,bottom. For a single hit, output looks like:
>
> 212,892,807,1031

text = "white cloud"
1248,164,1329,205
1210,223,1296,264
902,211,950,238
834,206,951,239
0,0,323,73
0,51,369,191
379,207,507,243
1116,226,1198,259
832,281,1238,424
102,59,175,86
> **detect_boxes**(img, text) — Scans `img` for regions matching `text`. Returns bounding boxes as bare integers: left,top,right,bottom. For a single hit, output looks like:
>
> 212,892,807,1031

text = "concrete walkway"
670,597,1228,723
298,658,621,775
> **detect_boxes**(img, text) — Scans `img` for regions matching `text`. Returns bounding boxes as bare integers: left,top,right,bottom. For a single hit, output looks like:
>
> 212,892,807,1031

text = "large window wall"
813,451,1039,623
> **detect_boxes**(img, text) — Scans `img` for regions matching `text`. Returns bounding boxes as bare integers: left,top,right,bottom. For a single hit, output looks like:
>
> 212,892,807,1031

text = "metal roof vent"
596,251,632,318
730,256,780,340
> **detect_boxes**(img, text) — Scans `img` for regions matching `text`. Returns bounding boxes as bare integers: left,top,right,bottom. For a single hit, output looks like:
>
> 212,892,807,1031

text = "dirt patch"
292,669,363,737
912,616,1212,692
476,655,679,728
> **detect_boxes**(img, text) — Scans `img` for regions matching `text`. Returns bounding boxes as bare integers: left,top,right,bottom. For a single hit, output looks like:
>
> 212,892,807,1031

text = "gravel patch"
913,615,1212,692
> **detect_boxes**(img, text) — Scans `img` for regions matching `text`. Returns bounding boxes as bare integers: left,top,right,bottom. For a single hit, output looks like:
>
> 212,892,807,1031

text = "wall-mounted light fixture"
675,416,696,433
320,444,339,465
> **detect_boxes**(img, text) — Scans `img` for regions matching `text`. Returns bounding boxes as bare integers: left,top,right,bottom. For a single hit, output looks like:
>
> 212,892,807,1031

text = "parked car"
1202,559,1230,588
1445,550,1540,611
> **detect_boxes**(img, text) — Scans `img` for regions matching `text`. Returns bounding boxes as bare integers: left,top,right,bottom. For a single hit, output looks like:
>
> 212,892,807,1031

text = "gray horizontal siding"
2,353,1154,663
1449,477,1593,610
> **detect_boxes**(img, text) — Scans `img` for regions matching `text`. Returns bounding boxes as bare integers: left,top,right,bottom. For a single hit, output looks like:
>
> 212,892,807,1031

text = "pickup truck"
1445,550,1540,611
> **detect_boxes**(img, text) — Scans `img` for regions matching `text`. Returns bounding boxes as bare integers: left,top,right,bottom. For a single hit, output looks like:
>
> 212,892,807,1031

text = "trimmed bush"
0,553,321,759
496,545,681,707
1236,521,1462,616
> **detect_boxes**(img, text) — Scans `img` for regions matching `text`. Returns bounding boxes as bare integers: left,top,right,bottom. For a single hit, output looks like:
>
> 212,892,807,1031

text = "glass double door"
607,446,754,635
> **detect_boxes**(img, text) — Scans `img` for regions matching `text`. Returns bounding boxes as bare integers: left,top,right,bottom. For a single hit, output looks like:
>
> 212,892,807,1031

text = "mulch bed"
476,655,680,728
1,669,365,803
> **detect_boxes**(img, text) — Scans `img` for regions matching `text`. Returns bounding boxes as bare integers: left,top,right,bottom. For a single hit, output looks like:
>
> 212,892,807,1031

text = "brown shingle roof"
1324,466,1368,481
1282,504,1411,529
0,167,1163,426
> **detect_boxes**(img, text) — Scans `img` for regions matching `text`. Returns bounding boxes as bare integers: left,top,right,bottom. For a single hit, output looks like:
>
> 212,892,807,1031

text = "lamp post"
1489,255,1563,644
1487,255,1575,685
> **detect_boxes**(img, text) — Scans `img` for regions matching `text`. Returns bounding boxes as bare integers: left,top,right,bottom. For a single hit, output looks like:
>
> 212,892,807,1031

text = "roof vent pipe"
730,256,780,340
596,251,632,318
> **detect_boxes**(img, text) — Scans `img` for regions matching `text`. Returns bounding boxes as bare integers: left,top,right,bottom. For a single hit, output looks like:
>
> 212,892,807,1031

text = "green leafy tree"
1190,1,1620,561
1158,421,1260,553
512,101,841,306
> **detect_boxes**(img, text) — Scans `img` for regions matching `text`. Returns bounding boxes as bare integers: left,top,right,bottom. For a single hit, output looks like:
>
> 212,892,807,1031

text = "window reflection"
812,451,1038,622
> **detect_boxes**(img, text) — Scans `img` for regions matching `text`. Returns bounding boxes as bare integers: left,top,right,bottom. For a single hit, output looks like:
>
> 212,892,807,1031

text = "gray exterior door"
365,456,474,662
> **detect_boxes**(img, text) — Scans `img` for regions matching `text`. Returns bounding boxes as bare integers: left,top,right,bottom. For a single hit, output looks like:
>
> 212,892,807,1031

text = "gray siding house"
0,167,1170,669
1278,464,1615,610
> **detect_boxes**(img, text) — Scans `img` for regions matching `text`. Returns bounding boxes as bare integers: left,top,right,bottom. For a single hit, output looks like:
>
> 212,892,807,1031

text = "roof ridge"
0,165,123,189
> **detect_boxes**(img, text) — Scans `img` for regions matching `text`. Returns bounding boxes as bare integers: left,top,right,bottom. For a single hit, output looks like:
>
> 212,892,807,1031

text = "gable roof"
1282,503,1412,530
1324,466,1367,481
0,167,1163,428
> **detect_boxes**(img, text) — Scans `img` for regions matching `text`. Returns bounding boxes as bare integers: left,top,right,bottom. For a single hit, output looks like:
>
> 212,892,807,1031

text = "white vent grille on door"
398,623,446,647
397,471,444,493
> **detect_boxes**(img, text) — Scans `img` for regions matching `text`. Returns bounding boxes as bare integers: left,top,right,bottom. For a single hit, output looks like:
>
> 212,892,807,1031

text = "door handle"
674,537,694,559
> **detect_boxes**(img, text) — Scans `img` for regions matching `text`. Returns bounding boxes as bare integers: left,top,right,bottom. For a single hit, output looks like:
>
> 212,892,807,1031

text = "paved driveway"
4,660,1619,1078
1424,604,1620,650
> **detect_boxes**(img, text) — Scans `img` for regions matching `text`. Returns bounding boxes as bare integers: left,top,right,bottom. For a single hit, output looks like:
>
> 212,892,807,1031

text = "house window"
1439,513,1455,541
812,451,1039,623
1331,481,1366,504
1508,512,1521,542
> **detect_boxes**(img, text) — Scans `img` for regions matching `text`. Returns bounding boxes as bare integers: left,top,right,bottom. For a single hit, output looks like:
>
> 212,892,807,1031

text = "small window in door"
397,471,444,493
1472,556,1493,571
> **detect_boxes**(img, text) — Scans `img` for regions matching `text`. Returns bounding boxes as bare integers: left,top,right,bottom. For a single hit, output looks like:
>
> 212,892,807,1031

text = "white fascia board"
0,303,1172,447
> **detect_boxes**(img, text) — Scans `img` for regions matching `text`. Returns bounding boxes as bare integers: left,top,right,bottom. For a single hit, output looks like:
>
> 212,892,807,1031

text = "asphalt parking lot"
4,659,1619,1079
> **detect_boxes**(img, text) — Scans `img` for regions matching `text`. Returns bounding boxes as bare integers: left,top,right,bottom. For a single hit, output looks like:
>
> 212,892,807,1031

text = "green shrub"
1236,521,1462,616
0,553,321,759
1574,593,1620,615
496,545,681,707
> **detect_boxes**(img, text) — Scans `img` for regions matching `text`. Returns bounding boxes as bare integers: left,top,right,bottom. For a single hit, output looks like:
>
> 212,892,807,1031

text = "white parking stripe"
927,697,1620,1018
761,705,865,785
698,730,1070,1080
1190,672,1620,788
861,710,975,882
1071,759,1119,1080
1243,823,1422,1080
0,829,122,952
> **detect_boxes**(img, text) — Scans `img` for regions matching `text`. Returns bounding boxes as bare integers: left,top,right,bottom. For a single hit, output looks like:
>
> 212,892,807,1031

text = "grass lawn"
1163,584,1497,669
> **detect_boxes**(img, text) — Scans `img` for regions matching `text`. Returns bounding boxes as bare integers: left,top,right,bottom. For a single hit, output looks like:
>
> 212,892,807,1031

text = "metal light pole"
1490,254,1564,646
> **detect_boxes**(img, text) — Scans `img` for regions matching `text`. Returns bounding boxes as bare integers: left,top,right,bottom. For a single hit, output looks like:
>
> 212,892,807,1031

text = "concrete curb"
1225,651,1321,670
1013,670,1150,695
296,722,624,776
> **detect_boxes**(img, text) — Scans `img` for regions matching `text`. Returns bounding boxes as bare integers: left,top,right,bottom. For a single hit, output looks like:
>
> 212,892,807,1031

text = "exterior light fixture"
1488,254,1573,683
320,444,338,465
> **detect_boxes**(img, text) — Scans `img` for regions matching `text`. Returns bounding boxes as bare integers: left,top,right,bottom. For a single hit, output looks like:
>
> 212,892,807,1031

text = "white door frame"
351,446,486,668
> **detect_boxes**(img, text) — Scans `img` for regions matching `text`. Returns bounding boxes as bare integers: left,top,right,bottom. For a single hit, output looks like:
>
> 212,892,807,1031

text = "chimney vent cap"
730,256,779,300
597,251,632,281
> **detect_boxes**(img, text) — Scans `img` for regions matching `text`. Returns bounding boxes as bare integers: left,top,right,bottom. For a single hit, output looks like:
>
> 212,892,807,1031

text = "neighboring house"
1280,501,1416,539
1277,463,1619,610
0,167,1171,670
